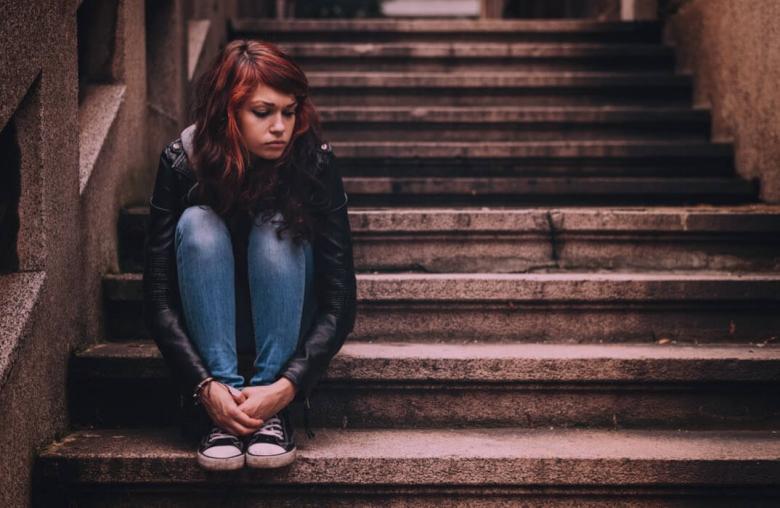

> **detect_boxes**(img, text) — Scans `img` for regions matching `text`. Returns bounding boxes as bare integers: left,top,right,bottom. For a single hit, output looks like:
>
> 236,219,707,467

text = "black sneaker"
245,410,296,468
197,426,245,471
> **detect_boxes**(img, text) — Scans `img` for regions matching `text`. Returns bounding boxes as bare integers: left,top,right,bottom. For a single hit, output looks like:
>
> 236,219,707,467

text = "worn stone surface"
341,178,756,206
665,0,780,202
333,139,732,158
37,427,780,486
69,341,780,429
17,8,780,506
280,42,671,58
103,272,780,342
308,71,690,88
282,41,674,72
119,205,780,272
73,341,780,382
307,71,692,107
231,18,662,43
321,106,710,141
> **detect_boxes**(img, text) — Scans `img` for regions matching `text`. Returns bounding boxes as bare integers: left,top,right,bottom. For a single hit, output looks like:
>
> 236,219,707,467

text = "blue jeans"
174,205,315,389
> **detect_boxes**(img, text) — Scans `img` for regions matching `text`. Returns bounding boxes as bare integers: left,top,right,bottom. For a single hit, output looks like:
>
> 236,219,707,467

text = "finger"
231,408,263,428
221,419,254,437
227,385,246,404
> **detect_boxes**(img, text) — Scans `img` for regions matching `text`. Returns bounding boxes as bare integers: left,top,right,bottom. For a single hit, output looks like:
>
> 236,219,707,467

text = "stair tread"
123,204,780,230
319,105,709,122
104,271,780,303
332,140,731,157
38,427,780,485
231,18,661,33
308,71,689,87
74,340,780,382
277,41,673,55
105,270,780,280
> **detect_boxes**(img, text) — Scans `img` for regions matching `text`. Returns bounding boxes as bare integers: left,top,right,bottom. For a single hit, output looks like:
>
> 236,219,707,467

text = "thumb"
227,385,246,404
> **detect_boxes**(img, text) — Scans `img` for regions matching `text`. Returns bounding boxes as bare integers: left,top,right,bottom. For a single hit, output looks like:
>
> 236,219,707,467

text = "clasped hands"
199,377,296,436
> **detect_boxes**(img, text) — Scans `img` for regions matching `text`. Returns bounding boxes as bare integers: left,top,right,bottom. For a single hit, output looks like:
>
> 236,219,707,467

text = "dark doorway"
0,120,21,273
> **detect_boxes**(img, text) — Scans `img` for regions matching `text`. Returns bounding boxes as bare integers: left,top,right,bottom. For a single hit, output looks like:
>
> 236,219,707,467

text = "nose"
270,113,285,135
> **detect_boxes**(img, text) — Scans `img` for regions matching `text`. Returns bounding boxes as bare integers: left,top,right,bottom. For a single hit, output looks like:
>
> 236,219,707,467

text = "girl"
143,39,357,471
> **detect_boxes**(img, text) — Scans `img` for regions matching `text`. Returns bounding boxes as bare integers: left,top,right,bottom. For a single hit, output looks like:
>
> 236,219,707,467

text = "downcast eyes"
253,110,296,118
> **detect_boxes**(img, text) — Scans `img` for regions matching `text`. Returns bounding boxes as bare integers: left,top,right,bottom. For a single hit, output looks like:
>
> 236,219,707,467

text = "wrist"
275,377,296,403
192,376,215,405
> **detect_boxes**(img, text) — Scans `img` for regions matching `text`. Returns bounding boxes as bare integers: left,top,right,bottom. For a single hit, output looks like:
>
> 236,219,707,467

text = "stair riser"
326,124,710,142
34,450,780,501
353,236,780,273
345,196,756,207
69,376,780,430
104,298,780,343
36,487,780,508
239,32,663,45
296,57,674,73
355,305,780,342
340,179,756,206
312,89,691,107
337,161,733,177
120,233,780,274
119,209,780,273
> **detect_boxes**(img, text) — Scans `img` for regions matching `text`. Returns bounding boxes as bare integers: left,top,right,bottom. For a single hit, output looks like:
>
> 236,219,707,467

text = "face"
236,83,297,161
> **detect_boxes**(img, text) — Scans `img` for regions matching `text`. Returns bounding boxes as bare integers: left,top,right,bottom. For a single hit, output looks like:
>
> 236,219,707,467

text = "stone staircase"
36,18,780,506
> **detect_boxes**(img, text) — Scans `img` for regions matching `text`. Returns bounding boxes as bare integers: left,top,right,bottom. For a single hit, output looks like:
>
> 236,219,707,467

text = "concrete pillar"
622,0,658,20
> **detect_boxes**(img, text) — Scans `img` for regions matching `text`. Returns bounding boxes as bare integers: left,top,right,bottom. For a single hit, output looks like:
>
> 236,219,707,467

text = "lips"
266,141,286,146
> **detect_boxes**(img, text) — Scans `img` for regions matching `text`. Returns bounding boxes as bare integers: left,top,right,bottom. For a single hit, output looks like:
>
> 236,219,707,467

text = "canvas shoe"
245,410,296,468
197,426,245,470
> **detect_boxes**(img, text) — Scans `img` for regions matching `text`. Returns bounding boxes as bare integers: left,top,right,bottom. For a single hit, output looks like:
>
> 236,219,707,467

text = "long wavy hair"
190,39,326,243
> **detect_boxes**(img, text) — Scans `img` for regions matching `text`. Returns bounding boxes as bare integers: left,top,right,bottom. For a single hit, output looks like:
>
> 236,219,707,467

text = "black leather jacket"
142,134,357,408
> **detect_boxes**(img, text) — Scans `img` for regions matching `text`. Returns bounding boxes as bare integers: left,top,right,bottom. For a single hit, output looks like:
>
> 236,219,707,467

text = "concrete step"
70,341,780,429
103,272,780,343
334,139,730,165
277,42,675,72
332,140,734,177
230,18,663,44
341,177,757,206
307,71,692,106
36,427,780,506
321,106,711,141
118,206,780,274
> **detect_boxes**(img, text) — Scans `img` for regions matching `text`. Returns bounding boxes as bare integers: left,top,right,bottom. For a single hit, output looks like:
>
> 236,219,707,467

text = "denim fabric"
175,205,315,389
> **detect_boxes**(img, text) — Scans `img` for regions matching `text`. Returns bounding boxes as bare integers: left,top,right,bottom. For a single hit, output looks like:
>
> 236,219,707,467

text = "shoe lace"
207,427,238,444
255,415,284,440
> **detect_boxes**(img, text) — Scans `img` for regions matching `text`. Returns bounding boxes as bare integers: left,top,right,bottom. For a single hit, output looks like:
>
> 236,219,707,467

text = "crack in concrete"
545,210,561,268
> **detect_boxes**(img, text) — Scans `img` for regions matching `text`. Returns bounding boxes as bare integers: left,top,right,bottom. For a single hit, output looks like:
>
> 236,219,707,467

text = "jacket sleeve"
143,146,212,396
279,149,357,399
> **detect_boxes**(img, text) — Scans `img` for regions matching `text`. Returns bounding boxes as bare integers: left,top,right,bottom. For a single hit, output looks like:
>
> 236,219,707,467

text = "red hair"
190,39,324,241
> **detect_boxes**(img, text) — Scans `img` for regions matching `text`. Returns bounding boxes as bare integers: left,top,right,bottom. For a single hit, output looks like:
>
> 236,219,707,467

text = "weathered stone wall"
664,0,780,202
0,0,227,505
0,1,79,505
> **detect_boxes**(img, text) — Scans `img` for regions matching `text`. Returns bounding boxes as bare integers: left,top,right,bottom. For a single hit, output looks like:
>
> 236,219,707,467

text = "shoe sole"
245,448,296,469
197,451,245,471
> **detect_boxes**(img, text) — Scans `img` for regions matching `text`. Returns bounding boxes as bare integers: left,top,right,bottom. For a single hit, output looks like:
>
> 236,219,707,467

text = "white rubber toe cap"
247,442,286,456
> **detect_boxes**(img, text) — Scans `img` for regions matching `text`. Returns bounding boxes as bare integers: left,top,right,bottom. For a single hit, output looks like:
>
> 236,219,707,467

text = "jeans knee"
248,213,306,265
175,206,230,255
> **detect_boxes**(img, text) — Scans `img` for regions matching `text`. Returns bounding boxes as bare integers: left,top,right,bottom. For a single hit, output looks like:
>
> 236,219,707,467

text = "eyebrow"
251,100,297,108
